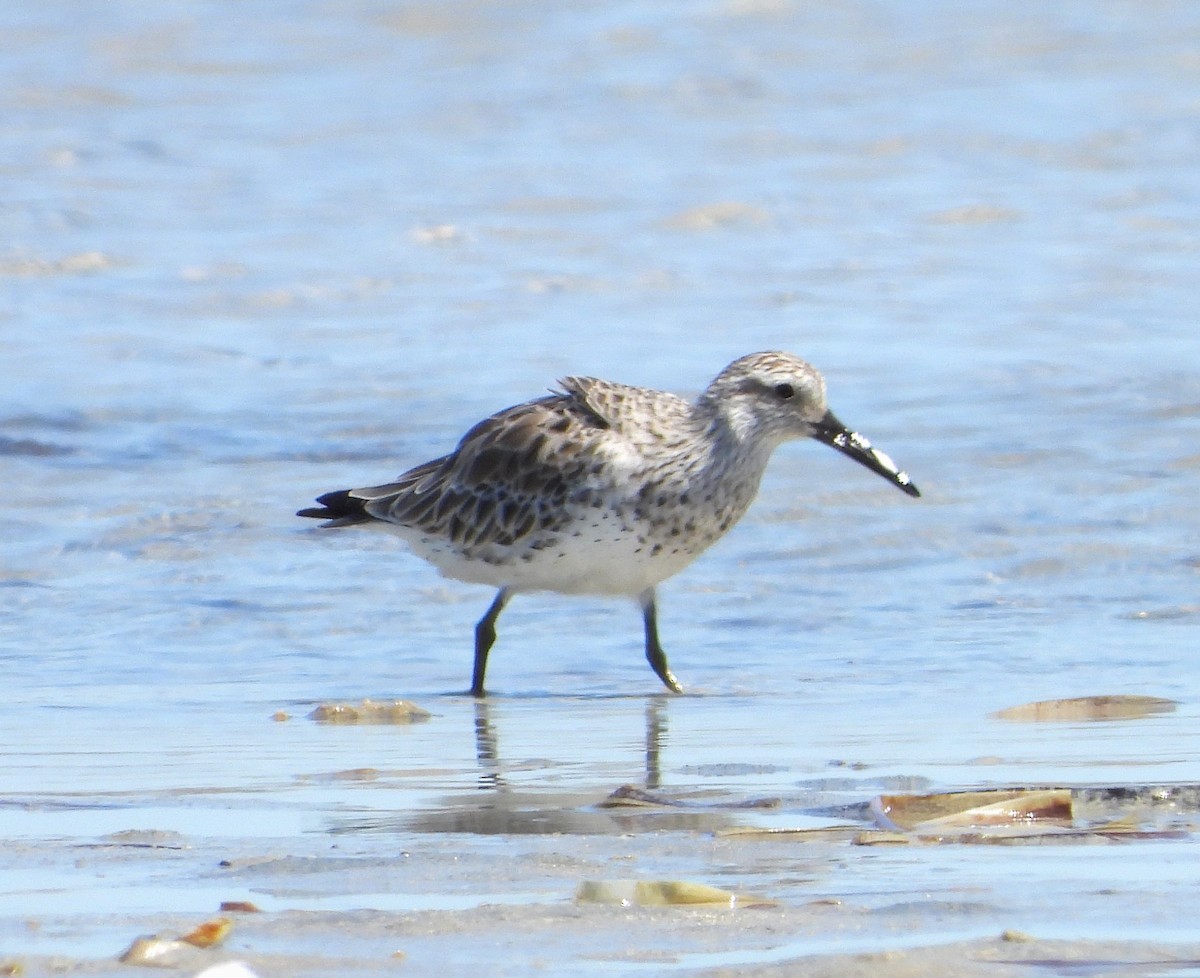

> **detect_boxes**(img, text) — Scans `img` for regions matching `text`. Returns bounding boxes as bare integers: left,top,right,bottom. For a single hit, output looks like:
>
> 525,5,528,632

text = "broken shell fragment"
119,917,233,965
117,935,194,966
871,788,1073,831
714,825,860,842
991,695,1177,723
218,900,261,913
307,699,431,724
853,830,912,846
575,879,773,908
598,785,676,808
181,917,233,948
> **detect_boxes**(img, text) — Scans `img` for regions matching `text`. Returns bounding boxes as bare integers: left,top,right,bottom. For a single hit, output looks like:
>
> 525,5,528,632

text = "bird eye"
774,383,795,399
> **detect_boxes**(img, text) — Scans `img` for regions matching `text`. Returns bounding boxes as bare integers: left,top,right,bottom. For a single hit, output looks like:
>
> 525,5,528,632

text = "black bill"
813,410,920,498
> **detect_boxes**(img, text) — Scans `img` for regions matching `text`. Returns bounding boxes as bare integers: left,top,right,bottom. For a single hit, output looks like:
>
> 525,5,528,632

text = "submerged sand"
6,699,1199,977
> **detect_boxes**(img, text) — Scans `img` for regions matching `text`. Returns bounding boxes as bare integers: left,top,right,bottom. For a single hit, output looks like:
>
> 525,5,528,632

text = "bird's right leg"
639,589,683,694
472,588,511,697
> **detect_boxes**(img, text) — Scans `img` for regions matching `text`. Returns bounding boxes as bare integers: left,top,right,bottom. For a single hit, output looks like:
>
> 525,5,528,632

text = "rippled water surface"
4,0,1200,974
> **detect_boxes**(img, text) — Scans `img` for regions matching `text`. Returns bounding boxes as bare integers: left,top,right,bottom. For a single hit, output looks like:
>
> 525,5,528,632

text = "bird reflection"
473,698,503,791
325,695,742,837
470,696,667,793
643,697,666,790
402,695,737,836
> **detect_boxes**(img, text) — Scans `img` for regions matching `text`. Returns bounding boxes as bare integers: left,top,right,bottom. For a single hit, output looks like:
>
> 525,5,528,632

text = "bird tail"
296,489,373,527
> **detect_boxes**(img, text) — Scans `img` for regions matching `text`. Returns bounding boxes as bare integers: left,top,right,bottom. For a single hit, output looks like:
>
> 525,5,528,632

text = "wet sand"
5,695,1199,976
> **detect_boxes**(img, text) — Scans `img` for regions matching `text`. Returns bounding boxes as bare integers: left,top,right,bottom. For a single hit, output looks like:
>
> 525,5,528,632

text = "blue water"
4,0,1200,972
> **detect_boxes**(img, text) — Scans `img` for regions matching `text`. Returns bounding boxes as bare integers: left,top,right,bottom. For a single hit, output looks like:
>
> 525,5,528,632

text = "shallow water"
4,0,1200,974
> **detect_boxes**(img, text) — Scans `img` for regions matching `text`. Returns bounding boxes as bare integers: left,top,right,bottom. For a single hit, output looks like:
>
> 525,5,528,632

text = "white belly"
382,510,709,598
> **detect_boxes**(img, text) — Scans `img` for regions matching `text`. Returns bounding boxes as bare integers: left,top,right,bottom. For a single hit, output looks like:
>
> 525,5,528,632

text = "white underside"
364,519,705,597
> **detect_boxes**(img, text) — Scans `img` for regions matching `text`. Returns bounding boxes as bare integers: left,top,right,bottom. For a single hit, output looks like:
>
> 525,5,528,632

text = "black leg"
639,589,683,694
472,588,510,697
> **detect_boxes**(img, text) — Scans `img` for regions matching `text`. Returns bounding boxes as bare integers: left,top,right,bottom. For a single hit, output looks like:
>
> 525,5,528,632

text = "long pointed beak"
812,410,920,498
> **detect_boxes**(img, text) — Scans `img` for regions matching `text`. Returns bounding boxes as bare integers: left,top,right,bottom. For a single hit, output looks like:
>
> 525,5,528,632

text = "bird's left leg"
471,588,511,697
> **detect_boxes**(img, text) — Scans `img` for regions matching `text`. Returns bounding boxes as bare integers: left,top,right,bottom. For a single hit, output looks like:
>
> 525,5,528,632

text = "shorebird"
298,351,919,695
